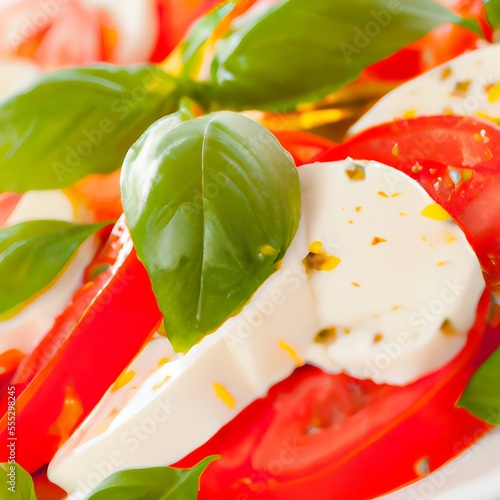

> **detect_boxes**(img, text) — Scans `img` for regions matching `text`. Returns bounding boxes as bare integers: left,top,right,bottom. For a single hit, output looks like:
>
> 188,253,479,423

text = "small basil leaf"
484,0,500,30
458,346,500,425
0,463,37,500
122,111,300,351
206,0,481,110
0,220,107,316
85,456,218,500
175,1,235,79
0,65,178,192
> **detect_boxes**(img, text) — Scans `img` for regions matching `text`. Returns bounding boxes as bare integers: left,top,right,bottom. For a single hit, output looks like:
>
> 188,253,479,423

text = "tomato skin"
318,115,500,294
0,218,163,473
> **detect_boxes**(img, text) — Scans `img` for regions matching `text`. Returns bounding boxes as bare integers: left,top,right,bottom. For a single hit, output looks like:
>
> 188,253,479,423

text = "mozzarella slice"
0,58,40,100
49,216,318,496
301,161,484,384
81,0,158,63
57,335,176,450
6,190,84,224
48,160,484,496
0,190,95,356
350,44,500,135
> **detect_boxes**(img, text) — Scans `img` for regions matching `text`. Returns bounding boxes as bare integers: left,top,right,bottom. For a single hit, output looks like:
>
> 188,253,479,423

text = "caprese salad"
1,1,500,499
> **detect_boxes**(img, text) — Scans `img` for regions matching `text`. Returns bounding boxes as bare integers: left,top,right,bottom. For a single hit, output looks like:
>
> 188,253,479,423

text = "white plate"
380,428,500,500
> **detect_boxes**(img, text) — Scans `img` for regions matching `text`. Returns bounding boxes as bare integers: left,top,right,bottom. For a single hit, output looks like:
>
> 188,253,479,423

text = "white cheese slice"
48,160,484,496
49,215,318,497
81,0,158,63
0,190,95,355
7,190,81,224
350,44,500,135
0,58,40,100
301,160,484,384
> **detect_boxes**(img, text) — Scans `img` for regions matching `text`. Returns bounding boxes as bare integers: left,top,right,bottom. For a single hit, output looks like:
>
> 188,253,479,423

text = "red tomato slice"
0,193,22,226
362,24,481,83
271,130,336,166
65,171,122,222
150,0,223,62
436,0,493,40
361,0,489,83
33,467,66,500
0,218,163,473
175,292,493,499
318,115,500,294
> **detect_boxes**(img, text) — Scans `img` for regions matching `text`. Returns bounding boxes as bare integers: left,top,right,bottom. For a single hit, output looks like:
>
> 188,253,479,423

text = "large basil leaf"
0,463,37,500
0,65,178,192
206,0,481,110
0,220,106,316
484,0,500,30
85,456,218,500
458,346,500,425
122,111,300,351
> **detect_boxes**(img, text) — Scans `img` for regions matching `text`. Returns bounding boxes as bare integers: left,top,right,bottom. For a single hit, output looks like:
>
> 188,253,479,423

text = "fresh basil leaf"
0,65,178,192
458,346,500,425
206,0,481,110
85,456,218,500
0,463,37,500
175,1,235,79
484,0,500,30
122,111,300,351
0,220,107,316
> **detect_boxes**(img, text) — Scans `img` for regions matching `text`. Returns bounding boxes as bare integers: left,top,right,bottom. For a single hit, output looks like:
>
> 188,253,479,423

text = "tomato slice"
361,0,489,83
0,193,22,226
319,115,500,294
65,171,122,222
175,291,492,499
271,130,336,166
151,0,223,62
0,218,163,473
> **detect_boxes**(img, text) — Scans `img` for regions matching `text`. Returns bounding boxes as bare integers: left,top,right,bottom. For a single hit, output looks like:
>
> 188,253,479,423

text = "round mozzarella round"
350,44,500,135
81,0,158,63
0,58,40,100
300,160,484,383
